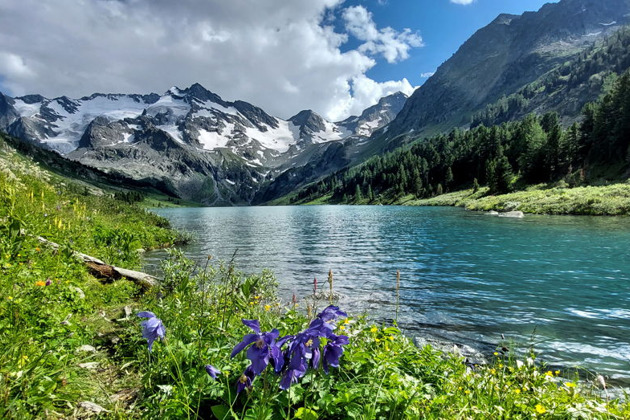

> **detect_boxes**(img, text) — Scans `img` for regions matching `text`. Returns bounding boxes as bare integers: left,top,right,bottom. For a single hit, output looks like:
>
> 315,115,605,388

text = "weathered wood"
35,235,159,289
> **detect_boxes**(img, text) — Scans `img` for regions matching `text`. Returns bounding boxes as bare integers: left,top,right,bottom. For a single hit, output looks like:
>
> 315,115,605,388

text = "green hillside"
282,70,630,214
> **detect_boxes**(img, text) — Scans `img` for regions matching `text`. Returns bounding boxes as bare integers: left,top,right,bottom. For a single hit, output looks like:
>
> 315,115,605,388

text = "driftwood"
35,235,159,289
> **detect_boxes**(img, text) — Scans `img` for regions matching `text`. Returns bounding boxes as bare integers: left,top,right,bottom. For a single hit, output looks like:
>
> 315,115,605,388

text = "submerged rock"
499,211,524,218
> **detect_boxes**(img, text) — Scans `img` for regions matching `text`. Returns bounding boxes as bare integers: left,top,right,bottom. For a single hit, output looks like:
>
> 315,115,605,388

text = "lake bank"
397,182,630,215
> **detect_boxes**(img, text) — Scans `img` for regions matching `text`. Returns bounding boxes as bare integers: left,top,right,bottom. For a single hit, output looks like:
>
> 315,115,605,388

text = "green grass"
1,136,629,418
406,182,630,215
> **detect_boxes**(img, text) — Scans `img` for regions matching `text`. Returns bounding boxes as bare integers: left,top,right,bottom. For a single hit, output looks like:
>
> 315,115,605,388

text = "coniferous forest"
292,70,630,205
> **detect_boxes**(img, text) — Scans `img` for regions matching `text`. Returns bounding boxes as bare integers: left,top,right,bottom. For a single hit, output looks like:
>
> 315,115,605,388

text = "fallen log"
35,235,159,289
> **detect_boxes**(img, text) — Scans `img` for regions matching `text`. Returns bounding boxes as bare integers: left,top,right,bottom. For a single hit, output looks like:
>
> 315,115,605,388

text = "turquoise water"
147,205,630,383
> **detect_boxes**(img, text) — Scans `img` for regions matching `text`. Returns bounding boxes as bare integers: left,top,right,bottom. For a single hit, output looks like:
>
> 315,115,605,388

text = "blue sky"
341,0,559,87
0,0,558,120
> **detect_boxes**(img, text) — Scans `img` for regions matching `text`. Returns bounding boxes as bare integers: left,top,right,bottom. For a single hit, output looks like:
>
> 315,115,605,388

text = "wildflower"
316,305,347,323
555,370,560,376
205,365,221,380
338,325,345,331
514,388,521,394
137,311,166,351
35,280,46,287
280,346,308,390
545,371,553,377
535,404,546,414
322,333,349,373
490,368,496,375
264,304,271,311
7,296,12,300
344,318,350,325
464,390,471,395
370,326,378,333
237,366,255,393
564,382,576,388
45,278,52,286
231,319,282,375
388,335,394,341
494,352,499,356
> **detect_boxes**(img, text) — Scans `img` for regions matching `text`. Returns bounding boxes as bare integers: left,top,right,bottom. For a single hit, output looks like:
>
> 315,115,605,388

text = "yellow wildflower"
555,370,560,376
388,335,394,341
344,318,350,324
35,281,46,287
339,325,345,331
564,382,575,388
490,368,496,375
375,338,381,342
535,404,546,414
264,305,271,311
370,326,378,333
7,296,13,300
493,352,499,356
514,388,521,394
464,390,471,395
545,371,553,377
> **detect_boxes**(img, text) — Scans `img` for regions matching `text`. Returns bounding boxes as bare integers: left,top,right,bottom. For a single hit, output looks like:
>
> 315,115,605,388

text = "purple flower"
137,311,165,351
205,364,221,380
231,319,283,375
280,345,308,390
322,333,349,373
317,305,348,323
237,366,256,393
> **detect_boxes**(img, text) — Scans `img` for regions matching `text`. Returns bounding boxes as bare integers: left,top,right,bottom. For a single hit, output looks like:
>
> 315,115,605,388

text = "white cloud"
327,75,417,121
450,0,475,5
0,0,423,121
342,6,423,63
421,72,435,78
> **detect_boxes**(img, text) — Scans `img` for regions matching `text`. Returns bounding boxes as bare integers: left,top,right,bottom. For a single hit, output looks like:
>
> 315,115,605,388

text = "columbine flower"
322,333,349,373
231,319,283,375
237,366,255,393
205,364,221,380
137,311,166,351
280,345,308,390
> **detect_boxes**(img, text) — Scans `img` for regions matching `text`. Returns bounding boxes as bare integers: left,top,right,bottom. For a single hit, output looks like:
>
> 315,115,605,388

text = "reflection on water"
146,205,630,383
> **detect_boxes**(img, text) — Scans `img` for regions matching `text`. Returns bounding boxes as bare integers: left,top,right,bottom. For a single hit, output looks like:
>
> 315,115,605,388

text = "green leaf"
211,404,231,420
294,407,319,420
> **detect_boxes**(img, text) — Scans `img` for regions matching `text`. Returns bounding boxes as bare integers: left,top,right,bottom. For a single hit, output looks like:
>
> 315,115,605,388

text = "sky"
0,0,557,121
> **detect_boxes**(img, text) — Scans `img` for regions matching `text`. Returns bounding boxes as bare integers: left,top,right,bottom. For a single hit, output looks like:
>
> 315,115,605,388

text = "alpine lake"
145,205,630,386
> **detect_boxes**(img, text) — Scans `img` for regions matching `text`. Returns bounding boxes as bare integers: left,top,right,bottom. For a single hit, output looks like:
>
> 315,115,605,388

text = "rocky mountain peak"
289,109,326,133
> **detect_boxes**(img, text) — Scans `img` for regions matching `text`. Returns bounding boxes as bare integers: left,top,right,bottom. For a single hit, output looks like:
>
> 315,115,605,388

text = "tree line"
293,70,630,204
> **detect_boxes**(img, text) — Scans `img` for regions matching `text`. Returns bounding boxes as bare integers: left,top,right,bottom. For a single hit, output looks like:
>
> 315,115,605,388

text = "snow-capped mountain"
0,84,407,204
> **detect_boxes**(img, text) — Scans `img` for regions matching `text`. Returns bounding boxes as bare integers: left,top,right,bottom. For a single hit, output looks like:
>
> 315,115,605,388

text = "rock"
499,211,524,218
78,401,109,414
76,345,97,353
78,362,100,370
73,286,85,299
487,210,499,215
414,337,488,366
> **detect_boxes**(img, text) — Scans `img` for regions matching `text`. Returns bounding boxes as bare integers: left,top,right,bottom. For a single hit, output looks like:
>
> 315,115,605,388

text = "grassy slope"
0,136,181,417
0,136,628,418
402,183,630,215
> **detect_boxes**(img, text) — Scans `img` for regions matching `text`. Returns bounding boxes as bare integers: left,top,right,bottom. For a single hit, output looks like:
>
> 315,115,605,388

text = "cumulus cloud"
450,0,475,5
342,6,423,63
420,72,435,78
0,0,423,121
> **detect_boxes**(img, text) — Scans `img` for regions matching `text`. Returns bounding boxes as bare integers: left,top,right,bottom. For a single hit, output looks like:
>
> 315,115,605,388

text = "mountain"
0,84,406,204
382,0,630,146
